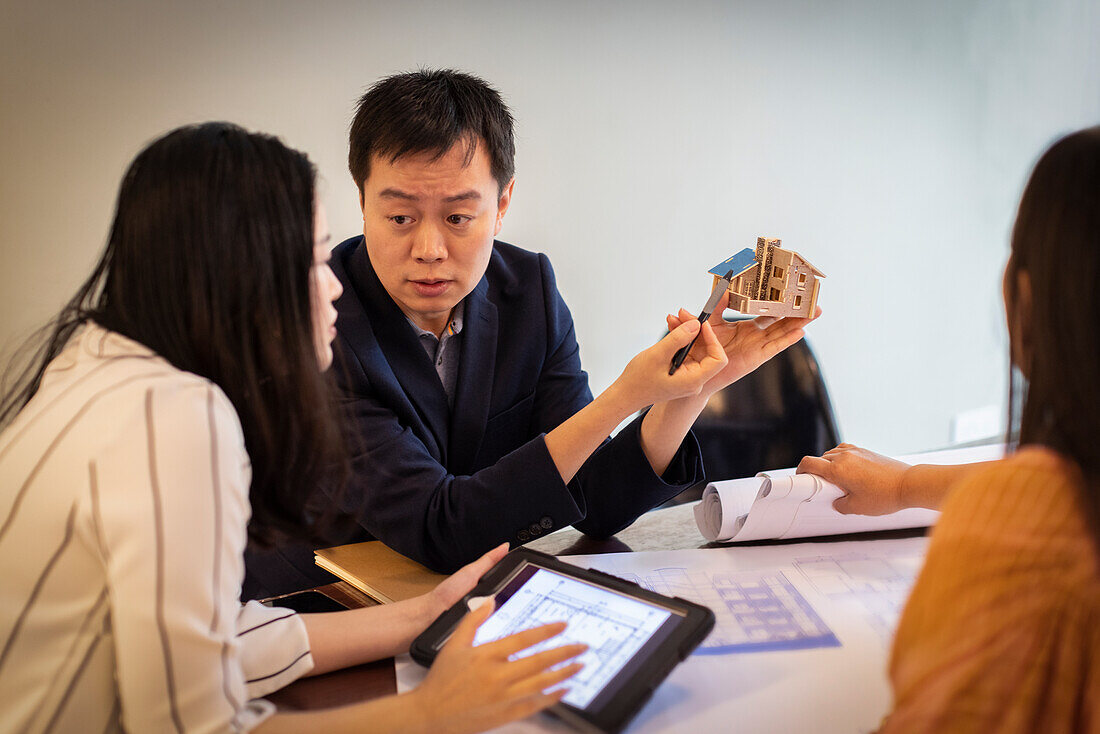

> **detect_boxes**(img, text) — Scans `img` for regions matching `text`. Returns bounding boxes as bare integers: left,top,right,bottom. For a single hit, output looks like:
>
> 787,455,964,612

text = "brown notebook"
314,541,445,604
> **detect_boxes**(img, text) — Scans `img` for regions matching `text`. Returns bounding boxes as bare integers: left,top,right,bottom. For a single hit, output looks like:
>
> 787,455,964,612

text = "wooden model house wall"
709,237,824,318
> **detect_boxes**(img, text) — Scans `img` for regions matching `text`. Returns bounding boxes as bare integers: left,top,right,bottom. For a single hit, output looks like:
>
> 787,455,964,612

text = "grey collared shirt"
406,301,464,407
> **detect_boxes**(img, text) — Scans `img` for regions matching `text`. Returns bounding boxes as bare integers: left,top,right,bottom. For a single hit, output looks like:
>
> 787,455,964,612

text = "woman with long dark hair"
0,122,586,733
799,127,1100,730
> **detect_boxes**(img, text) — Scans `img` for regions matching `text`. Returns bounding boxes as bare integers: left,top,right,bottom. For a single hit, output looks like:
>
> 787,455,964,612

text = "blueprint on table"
396,537,932,733
615,567,839,653
566,538,928,659
792,549,925,641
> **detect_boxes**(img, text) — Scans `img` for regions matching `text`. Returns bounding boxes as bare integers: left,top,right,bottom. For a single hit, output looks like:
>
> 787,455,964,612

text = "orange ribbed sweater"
881,447,1100,732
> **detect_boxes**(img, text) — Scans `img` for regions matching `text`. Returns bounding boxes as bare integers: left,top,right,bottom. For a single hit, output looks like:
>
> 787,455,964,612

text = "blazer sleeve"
528,252,703,539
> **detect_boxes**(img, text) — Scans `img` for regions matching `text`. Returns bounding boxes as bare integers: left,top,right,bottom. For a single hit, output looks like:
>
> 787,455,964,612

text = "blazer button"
528,523,542,536
517,529,531,542
539,516,553,530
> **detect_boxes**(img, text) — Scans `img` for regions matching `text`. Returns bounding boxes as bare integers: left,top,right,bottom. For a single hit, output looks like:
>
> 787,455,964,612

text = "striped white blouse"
0,324,314,733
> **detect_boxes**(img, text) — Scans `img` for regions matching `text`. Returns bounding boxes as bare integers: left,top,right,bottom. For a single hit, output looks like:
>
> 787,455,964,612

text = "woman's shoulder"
26,324,243,451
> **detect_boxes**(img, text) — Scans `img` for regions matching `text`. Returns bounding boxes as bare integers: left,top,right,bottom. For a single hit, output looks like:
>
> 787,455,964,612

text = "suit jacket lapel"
449,275,497,473
342,242,451,461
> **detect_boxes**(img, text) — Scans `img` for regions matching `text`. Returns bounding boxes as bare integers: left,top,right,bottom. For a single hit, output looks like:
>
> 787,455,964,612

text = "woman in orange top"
799,127,1100,732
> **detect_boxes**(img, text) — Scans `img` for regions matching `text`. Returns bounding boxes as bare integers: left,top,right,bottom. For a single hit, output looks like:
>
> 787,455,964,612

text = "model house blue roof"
708,248,757,278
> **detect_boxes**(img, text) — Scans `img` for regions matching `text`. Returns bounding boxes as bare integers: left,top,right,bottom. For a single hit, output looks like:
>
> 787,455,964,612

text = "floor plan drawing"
616,567,839,654
792,551,924,640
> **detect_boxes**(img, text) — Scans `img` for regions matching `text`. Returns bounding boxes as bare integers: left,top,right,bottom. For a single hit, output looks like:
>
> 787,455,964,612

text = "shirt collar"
406,300,465,341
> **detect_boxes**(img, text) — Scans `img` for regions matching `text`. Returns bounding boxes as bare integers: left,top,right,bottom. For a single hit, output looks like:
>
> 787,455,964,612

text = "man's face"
360,141,513,336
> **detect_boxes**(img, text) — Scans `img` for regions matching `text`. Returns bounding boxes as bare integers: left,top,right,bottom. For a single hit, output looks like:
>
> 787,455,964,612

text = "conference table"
267,500,925,717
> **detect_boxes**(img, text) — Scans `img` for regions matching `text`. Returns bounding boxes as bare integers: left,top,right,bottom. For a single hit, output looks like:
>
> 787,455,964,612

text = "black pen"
668,269,734,375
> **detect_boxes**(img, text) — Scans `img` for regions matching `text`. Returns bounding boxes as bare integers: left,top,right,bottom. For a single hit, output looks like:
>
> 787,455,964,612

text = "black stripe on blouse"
43,611,110,733
245,650,311,685
0,503,77,674
237,613,297,637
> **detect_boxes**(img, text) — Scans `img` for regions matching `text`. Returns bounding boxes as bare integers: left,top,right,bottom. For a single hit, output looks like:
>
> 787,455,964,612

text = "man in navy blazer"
244,70,817,589
329,231,710,572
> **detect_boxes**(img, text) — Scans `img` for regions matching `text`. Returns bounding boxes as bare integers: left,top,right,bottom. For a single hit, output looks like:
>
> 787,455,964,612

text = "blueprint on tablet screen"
472,569,671,708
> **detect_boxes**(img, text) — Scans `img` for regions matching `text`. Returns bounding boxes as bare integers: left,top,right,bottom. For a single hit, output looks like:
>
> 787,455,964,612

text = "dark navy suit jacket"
327,236,703,573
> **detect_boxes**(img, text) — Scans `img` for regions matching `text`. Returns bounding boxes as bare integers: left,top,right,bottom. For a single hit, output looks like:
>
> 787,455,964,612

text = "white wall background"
2,0,1097,454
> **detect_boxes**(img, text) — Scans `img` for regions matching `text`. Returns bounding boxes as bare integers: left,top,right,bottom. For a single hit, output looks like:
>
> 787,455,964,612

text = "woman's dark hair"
0,122,346,545
348,68,516,195
1005,125,1100,541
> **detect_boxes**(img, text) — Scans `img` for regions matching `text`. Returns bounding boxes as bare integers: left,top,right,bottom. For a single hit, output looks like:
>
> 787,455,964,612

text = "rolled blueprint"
693,444,1006,543
694,471,939,542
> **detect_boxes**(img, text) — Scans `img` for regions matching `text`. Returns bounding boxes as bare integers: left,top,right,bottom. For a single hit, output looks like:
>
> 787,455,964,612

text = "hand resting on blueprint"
796,444,912,515
797,443,999,516
697,445,1005,543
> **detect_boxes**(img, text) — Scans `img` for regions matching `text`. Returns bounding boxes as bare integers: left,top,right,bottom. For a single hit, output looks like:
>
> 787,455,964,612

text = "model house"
709,237,824,318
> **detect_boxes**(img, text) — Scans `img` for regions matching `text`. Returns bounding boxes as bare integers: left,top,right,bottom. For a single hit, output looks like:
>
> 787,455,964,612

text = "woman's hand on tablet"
423,543,510,623
409,599,586,733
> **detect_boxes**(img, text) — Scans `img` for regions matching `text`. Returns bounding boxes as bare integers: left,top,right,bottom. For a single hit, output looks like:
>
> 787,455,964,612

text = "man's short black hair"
349,69,516,195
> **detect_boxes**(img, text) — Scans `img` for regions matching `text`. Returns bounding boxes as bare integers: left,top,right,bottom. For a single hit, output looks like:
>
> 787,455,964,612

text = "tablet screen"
472,563,681,710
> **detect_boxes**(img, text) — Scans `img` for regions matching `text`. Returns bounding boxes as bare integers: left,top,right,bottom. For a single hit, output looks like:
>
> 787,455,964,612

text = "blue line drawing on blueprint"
792,553,923,641
616,568,840,655
473,569,670,708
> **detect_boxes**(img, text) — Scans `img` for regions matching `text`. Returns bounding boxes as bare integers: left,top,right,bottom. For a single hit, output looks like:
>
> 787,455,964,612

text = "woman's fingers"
796,455,836,480
481,621,568,659
457,543,508,582
449,596,496,648
509,661,585,698
507,642,588,680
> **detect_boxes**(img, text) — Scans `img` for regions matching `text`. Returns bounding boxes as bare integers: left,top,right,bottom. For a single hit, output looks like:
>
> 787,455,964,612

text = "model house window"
769,287,781,301
795,295,803,308
773,266,784,279
798,272,807,285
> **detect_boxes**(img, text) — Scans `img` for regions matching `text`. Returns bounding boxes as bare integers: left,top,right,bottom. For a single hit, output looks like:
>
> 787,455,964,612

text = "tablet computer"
410,548,714,734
